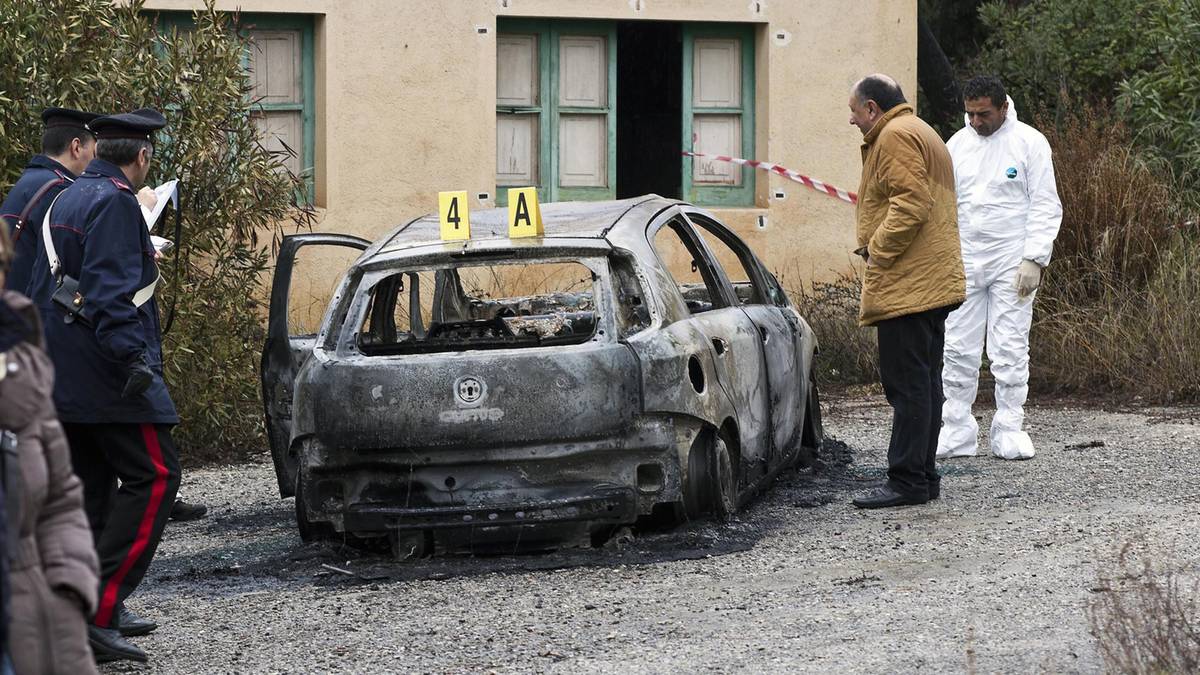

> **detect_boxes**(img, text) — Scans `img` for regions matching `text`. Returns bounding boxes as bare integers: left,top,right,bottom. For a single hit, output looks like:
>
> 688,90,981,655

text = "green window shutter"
151,11,192,35
243,14,316,202
549,21,617,202
496,18,551,206
682,23,755,207
145,11,315,201
497,19,616,205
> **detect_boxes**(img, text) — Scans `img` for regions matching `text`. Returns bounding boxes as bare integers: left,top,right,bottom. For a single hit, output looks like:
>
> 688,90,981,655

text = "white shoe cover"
937,418,979,459
990,429,1035,460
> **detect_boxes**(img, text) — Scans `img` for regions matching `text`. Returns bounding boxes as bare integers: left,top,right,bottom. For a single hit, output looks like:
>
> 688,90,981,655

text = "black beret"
40,107,102,131
90,108,167,142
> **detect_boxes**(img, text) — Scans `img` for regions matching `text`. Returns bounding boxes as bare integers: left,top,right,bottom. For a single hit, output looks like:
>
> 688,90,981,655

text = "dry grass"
1089,538,1200,674
1046,106,1182,288
1033,244,1200,400
1031,105,1200,401
779,266,880,387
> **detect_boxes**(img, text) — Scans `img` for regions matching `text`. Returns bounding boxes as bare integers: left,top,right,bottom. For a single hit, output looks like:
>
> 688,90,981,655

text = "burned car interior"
653,217,726,315
609,251,652,336
357,261,600,355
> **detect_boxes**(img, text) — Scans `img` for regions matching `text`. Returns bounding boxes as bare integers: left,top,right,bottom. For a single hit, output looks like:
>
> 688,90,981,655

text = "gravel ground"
104,395,1200,674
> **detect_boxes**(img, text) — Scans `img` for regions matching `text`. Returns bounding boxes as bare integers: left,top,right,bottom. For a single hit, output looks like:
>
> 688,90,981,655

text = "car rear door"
261,233,369,496
648,216,772,479
683,211,805,465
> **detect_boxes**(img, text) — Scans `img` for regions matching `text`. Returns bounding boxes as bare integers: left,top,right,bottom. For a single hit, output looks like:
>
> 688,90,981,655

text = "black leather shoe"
89,624,147,663
928,481,941,501
118,603,158,637
853,485,928,509
170,498,208,521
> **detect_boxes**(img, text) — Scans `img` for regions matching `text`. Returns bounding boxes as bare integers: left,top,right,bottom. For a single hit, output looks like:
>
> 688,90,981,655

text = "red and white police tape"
681,151,858,205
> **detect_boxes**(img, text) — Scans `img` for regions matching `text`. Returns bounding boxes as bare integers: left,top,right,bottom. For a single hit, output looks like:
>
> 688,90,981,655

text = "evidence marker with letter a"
507,187,543,238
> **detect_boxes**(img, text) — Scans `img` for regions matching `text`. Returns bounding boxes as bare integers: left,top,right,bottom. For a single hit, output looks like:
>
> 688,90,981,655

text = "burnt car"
261,196,822,554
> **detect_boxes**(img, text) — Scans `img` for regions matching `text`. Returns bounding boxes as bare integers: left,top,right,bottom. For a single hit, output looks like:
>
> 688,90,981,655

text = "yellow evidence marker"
507,187,544,238
438,190,471,240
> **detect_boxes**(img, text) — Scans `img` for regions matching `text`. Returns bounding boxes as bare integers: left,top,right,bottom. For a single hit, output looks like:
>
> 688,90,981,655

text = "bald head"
848,73,908,136
852,74,907,111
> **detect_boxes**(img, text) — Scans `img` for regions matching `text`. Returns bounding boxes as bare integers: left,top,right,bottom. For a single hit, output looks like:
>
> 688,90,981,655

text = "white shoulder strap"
41,190,67,277
41,191,159,308
132,274,160,308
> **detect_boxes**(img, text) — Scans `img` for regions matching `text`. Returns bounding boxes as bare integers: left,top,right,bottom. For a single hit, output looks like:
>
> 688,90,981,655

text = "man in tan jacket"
847,74,966,508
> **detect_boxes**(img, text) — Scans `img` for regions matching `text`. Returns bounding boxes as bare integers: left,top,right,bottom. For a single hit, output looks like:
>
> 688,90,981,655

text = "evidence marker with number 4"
438,191,471,240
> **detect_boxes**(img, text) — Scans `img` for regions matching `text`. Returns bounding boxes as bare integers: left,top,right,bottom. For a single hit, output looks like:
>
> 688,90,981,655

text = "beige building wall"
144,0,917,317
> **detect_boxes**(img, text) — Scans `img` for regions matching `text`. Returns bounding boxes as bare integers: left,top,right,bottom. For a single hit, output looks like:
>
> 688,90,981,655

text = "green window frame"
681,23,756,207
242,14,316,200
496,20,754,208
150,11,316,200
496,18,618,205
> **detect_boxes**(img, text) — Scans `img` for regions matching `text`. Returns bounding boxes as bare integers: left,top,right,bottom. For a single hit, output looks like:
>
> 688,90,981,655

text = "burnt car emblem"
455,376,485,405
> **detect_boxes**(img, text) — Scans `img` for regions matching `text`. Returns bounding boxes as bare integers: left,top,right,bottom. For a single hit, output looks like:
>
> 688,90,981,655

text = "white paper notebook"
141,179,179,254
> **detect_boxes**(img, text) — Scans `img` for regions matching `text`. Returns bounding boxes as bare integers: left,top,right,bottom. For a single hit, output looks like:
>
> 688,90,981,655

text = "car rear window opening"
357,260,599,355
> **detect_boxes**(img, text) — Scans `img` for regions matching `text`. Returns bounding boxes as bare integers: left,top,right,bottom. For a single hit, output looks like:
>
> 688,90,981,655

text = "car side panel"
624,319,737,430
740,304,803,463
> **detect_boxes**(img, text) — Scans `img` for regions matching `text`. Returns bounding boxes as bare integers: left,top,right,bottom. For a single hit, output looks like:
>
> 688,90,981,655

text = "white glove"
1014,260,1042,300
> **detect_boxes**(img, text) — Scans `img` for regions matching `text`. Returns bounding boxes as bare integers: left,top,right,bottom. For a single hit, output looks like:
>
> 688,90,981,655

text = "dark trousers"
876,305,953,498
63,423,180,628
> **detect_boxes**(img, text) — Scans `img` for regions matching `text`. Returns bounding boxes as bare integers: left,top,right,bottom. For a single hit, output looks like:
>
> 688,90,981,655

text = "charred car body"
261,196,822,553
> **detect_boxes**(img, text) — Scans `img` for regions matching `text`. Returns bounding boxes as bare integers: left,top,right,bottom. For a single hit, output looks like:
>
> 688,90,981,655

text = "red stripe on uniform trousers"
94,424,169,627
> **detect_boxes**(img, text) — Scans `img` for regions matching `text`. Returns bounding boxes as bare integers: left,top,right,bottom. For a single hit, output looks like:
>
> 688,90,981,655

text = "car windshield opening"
357,259,599,355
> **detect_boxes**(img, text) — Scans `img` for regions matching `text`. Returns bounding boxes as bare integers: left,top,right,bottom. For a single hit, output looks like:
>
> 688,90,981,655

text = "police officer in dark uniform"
0,107,100,293
26,108,180,664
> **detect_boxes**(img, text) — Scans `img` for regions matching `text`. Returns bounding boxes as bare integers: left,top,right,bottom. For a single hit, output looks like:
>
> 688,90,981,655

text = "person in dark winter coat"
24,108,180,664
0,108,99,294
0,226,100,675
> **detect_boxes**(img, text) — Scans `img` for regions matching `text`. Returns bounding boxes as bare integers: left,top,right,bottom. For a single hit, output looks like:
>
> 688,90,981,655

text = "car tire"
709,436,737,522
390,530,431,560
801,374,824,450
683,435,710,520
295,472,334,543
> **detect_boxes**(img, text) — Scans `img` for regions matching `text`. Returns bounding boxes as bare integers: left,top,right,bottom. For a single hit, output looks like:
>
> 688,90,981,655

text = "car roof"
371,194,682,258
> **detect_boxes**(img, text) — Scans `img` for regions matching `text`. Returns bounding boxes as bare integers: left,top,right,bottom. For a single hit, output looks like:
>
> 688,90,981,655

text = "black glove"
121,354,154,399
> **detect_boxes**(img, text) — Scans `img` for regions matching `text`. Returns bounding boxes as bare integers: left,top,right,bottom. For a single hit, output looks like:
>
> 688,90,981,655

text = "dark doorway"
616,21,682,200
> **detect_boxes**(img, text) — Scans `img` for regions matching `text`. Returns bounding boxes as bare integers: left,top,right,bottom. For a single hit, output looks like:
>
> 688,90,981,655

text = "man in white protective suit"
938,76,1062,460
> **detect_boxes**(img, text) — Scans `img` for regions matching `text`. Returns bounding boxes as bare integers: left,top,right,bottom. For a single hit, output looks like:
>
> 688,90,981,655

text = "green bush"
1117,0,1200,192
972,0,1162,112
0,0,313,462
778,267,879,388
